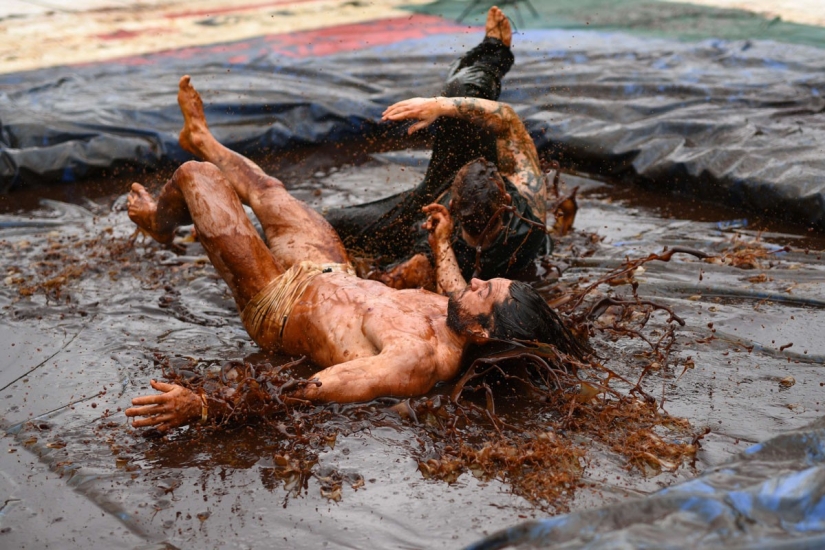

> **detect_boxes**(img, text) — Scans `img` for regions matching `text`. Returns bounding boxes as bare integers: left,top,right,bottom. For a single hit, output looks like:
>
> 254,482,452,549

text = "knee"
177,160,219,178
175,161,227,191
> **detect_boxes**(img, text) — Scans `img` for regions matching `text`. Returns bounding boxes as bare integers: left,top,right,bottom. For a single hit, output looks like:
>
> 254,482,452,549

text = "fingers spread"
125,404,165,417
130,393,169,406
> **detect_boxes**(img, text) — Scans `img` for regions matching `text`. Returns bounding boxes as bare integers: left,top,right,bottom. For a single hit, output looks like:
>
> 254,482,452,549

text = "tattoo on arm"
447,98,546,220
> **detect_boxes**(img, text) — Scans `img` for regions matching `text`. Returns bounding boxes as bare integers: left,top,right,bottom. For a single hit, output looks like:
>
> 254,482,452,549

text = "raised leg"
176,76,349,266
128,161,282,311
324,7,515,259
177,75,264,205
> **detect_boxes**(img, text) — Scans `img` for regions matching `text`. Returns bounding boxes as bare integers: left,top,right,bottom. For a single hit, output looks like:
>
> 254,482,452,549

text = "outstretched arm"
126,345,450,431
422,203,466,294
125,379,263,432
383,97,546,220
301,343,444,403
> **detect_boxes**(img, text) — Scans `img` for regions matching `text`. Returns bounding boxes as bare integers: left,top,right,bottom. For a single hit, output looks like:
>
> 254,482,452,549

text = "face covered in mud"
450,158,511,247
446,278,512,338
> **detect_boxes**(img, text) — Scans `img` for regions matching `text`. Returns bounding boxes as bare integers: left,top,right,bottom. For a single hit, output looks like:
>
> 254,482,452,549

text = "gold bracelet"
199,392,208,424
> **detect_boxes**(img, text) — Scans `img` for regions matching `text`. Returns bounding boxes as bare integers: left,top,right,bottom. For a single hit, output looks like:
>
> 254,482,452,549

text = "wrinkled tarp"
1,30,825,226
466,416,825,550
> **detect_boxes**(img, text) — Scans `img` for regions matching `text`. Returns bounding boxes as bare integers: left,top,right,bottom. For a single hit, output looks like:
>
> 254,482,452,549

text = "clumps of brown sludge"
3,226,167,304
706,231,786,270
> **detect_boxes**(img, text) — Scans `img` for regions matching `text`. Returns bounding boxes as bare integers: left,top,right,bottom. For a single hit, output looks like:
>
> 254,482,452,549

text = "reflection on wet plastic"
716,219,748,230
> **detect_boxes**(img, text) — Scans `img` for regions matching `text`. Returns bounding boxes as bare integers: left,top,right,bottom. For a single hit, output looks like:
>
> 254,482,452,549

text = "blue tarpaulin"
2,30,825,227
466,417,825,549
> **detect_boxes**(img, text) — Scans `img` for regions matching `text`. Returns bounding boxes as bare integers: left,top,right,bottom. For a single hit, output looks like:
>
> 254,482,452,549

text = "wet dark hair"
451,158,508,237
489,281,590,359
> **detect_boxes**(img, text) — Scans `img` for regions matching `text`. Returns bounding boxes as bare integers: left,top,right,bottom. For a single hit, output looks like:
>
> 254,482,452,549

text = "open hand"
125,380,202,432
382,98,446,134
422,203,453,249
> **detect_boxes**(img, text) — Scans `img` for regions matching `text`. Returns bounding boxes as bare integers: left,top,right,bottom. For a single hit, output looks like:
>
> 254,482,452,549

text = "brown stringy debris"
421,433,586,506
7,229,158,300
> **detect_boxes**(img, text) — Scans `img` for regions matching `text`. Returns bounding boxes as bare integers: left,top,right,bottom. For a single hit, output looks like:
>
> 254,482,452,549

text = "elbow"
494,103,519,133
499,103,517,120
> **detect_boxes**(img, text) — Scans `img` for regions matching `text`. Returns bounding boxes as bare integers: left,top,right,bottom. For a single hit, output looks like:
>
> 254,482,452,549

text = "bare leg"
177,75,264,204
128,161,281,310
176,76,348,266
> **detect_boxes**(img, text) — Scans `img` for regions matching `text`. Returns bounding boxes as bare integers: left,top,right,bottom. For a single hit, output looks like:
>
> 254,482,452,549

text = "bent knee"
176,160,221,179
175,161,231,192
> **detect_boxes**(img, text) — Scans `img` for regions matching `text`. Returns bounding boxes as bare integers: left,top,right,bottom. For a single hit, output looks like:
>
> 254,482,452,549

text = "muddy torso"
279,272,462,378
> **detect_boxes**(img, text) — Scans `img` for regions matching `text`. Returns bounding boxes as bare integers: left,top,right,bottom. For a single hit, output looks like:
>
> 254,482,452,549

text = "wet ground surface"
2,143,825,549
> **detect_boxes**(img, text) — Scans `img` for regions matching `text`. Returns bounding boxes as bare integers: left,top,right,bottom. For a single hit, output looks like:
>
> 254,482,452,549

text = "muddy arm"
422,203,466,294
383,97,546,220
126,347,446,429
301,343,444,403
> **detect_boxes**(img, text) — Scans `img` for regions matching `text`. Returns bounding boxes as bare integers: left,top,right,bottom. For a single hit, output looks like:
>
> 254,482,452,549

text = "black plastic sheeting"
2,30,825,226
466,417,825,550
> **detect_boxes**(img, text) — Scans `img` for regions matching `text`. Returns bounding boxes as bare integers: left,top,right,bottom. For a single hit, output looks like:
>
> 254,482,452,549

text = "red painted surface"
264,14,476,58
86,13,478,68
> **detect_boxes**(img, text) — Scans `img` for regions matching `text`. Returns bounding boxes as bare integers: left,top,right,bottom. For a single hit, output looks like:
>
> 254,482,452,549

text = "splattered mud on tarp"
2,149,825,549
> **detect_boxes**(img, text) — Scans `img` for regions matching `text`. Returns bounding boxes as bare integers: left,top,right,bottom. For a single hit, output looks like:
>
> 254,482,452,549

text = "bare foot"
485,6,512,48
177,75,213,158
127,183,175,244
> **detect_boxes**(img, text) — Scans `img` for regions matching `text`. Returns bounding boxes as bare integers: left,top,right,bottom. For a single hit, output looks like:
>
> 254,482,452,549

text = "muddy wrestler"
124,77,587,431
324,6,551,289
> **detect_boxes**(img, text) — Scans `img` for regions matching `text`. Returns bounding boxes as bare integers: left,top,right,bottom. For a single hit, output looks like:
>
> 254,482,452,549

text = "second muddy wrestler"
324,6,550,289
